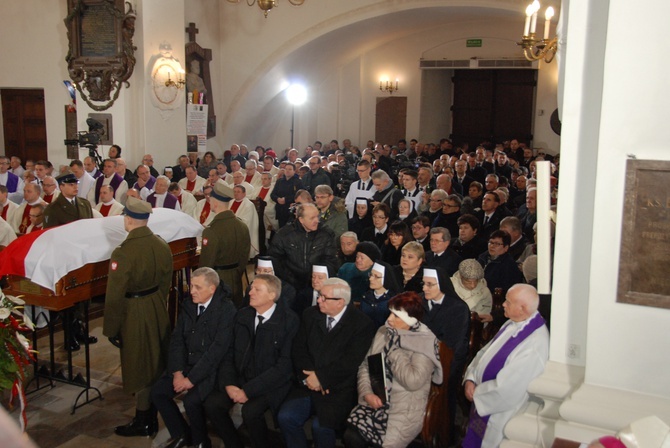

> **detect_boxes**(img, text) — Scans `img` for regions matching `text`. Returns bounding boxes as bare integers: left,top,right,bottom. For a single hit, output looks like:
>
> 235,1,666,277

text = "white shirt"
327,305,347,329
153,192,181,211
255,303,277,331
344,177,375,218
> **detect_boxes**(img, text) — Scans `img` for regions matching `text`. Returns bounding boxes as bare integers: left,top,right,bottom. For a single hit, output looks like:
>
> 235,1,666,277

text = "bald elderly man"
462,284,549,448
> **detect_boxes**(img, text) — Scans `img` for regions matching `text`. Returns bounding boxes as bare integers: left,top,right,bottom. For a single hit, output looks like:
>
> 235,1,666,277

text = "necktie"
198,305,205,316
483,215,490,226
327,317,335,332
256,315,265,332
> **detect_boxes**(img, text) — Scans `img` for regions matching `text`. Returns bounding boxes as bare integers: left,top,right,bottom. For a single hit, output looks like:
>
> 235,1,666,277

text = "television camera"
64,118,106,169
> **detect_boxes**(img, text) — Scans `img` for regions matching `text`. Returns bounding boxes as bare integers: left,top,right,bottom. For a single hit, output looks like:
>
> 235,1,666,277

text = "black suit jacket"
167,285,236,400
290,305,375,430
425,249,463,277
475,208,507,241
361,225,388,250
220,302,299,412
454,174,475,193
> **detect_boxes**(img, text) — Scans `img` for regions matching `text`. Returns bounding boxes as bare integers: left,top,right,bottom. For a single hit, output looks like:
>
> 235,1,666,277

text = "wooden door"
451,70,535,148
376,96,407,146
1,89,48,162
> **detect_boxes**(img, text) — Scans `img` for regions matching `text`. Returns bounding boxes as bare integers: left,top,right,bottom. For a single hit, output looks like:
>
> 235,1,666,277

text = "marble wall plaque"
617,159,670,309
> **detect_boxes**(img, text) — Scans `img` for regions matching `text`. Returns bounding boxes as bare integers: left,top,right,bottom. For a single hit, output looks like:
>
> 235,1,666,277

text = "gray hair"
321,277,351,305
371,170,391,183
430,227,451,242
245,159,257,169
192,267,220,288
340,231,358,242
431,189,448,201
253,274,282,302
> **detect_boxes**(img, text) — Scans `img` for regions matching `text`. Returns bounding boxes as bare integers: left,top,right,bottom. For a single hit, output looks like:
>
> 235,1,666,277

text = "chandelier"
227,0,305,18
517,1,557,63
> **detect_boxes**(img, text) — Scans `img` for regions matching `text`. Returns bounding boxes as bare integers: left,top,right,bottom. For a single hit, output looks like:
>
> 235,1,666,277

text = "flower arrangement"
0,287,35,430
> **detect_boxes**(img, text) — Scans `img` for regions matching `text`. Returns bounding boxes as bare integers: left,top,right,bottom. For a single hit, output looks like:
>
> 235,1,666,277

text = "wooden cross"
186,22,199,43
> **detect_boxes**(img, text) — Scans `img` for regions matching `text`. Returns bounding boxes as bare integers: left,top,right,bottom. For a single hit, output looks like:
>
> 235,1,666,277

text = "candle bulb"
544,7,554,40
530,0,540,34
395,79,399,90
524,4,533,36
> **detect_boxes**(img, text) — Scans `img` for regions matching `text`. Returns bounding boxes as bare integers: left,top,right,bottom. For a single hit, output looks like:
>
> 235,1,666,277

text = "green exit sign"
466,39,482,48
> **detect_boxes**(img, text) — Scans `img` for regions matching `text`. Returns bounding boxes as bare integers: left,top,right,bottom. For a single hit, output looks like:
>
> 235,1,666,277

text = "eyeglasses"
369,273,383,280
429,198,443,203
488,241,504,247
372,215,387,220
422,282,438,288
317,294,343,301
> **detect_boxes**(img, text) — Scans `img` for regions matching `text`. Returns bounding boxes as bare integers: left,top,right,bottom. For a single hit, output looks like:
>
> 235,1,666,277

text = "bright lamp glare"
286,84,307,106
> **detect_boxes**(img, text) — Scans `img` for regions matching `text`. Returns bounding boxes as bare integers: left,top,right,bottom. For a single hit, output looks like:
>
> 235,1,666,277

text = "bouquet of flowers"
0,287,35,430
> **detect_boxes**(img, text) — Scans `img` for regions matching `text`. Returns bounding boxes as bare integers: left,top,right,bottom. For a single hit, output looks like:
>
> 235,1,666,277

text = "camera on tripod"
64,118,105,169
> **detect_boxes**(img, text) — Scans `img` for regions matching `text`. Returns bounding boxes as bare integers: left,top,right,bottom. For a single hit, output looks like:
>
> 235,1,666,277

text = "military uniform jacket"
168,284,236,400
43,194,93,228
102,226,173,393
219,302,299,412
199,210,251,307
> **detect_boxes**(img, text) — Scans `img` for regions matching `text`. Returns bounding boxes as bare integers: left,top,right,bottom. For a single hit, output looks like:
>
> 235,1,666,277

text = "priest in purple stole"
462,284,549,448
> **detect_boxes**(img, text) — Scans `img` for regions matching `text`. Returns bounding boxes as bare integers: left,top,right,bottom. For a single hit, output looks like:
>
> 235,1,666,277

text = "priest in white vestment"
168,182,197,218
230,184,259,259
94,185,124,217
256,172,278,238
462,284,549,448
231,171,256,200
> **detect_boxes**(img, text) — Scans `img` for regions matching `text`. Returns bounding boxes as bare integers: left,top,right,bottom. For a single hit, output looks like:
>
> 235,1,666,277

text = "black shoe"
65,338,80,352
164,434,192,448
73,319,98,344
114,409,157,438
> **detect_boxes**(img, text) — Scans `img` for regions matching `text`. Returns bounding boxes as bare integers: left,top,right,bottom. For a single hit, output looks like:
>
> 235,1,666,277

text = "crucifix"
186,22,199,43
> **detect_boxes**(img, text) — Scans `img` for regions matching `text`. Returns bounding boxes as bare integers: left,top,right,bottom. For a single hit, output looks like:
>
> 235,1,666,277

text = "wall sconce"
517,1,557,63
379,78,399,95
163,68,186,89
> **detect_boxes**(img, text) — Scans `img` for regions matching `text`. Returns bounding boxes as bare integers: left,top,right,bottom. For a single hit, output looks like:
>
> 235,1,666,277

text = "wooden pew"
421,341,454,447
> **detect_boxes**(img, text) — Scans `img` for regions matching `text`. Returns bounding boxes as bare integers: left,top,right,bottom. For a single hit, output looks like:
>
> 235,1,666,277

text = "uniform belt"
125,285,159,298
213,263,239,270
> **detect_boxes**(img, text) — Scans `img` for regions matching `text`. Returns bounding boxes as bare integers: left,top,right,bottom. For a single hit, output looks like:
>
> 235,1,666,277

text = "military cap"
210,182,234,202
123,196,153,219
56,173,78,184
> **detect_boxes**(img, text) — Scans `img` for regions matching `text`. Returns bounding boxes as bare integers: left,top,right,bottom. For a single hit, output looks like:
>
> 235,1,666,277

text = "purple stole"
90,169,103,180
147,192,178,209
462,312,546,448
95,173,123,203
133,176,156,191
4,172,19,193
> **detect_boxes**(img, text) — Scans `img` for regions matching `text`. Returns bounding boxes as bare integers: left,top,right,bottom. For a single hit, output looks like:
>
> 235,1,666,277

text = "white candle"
524,4,533,36
536,161,551,294
544,7,554,39
530,0,540,34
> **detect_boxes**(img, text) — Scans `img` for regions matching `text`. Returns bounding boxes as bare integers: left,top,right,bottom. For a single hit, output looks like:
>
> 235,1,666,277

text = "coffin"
0,209,203,312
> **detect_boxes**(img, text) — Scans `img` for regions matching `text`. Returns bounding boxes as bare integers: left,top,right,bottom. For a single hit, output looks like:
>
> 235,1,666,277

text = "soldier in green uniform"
103,196,173,438
199,182,251,307
44,173,97,351
43,173,93,228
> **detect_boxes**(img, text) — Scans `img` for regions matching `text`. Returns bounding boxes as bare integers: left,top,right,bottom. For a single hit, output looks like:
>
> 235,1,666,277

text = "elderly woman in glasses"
360,261,402,328
344,292,442,448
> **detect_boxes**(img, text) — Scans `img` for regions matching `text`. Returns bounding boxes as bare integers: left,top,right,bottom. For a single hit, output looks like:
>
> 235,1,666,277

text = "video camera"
64,118,105,169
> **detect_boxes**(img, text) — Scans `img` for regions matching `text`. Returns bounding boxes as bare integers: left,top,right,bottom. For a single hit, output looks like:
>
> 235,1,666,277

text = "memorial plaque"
617,159,670,309
80,4,117,58
64,0,137,111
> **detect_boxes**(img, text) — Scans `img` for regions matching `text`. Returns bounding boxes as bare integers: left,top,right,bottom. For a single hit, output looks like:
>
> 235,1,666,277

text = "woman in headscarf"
360,261,402,328
397,198,418,225
381,221,413,266
450,259,492,317
337,242,382,304
344,292,442,448
349,198,373,239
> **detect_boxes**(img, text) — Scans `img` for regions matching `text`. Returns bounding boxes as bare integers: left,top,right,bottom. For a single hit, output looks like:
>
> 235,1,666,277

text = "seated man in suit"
278,278,376,448
151,268,236,448
425,227,463,277
204,274,299,448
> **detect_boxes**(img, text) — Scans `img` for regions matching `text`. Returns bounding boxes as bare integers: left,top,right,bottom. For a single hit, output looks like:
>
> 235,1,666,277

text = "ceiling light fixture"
227,0,305,18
